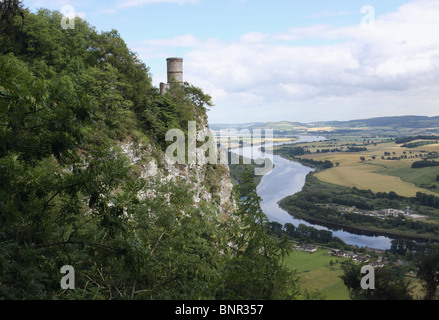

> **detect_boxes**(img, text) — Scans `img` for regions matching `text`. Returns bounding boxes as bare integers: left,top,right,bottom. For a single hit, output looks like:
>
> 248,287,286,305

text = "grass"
285,248,427,300
315,165,432,197
380,166,439,192
287,138,439,197
284,248,351,300
406,274,425,300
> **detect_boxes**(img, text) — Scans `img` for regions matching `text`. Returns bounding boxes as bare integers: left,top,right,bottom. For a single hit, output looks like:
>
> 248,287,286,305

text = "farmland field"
286,137,439,197
284,248,351,300
284,247,426,300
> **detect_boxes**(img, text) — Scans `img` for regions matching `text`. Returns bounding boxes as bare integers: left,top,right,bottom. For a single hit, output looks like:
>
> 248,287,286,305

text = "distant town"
319,204,428,221
293,244,406,269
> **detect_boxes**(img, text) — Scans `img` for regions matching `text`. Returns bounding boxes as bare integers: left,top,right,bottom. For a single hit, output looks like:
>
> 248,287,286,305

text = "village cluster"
329,249,387,267
320,204,427,221
294,244,393,268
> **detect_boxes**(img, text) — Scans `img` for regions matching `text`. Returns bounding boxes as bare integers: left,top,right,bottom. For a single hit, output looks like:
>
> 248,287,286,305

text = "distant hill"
317,115,439,129
211,115,439,134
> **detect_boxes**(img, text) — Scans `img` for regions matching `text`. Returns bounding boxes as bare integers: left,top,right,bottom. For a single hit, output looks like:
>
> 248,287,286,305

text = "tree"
0,0,24,20
0,6,229,300
283,223,296,238
0,53,85,163
340,262,413,300
0,0,25,37
266,221,283,236
216,166,299,300
183,81,214,112
1,4,304,301
416,252,439,300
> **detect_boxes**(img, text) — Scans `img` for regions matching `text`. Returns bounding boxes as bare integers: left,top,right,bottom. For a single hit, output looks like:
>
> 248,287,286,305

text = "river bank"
274,144,439,244
231,135,394,249
278,196,439,243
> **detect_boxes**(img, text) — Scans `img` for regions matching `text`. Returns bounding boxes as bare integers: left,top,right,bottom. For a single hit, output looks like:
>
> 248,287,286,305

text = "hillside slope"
211,115,439,133
0,3,301,301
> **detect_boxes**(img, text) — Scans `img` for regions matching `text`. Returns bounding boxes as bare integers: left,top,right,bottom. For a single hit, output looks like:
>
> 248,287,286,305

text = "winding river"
232,135,393,250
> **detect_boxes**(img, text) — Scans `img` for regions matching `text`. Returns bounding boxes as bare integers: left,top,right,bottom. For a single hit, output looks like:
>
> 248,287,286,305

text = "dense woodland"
411,160,439,169
0,2,299,300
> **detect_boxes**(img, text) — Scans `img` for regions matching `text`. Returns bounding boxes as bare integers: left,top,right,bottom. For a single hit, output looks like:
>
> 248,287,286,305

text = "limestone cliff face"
119,122,236,217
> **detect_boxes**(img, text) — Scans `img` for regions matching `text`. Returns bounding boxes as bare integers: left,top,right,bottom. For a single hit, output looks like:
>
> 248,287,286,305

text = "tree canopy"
0,3,299,300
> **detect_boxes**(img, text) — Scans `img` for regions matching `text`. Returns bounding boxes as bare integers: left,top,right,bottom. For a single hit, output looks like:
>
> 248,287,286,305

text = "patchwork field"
284,248,351,300
285,247,425,300
316,165,434,197
294,137,439,197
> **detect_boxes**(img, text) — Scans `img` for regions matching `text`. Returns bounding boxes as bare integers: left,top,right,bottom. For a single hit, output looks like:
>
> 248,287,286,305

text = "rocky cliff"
118,119,237,218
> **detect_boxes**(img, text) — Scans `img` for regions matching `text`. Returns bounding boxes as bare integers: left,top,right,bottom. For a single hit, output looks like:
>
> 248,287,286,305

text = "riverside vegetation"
274,135,439,242
272,133,439,299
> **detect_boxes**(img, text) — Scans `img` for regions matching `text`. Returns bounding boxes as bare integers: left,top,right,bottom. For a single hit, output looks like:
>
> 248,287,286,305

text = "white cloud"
240,32,268,43
140,0,439,123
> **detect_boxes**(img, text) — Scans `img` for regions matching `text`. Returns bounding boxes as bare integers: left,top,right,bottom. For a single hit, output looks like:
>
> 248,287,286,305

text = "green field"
380,166,439,193
284,248,351,300
284,247,428,300
276,136,439,197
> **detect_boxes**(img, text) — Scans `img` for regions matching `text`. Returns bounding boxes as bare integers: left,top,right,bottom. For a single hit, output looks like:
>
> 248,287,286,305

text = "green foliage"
416,251,439,300
182,81,213,112
280,174,439,241
267,222,348,250
0,1,25,51
274,147,334,169
396,135,439,144
402,141,438,148
0,5,299,301
215,167,300,300
340,262,413,300
0,53,85,163
228,152,273,187
411,159,439,169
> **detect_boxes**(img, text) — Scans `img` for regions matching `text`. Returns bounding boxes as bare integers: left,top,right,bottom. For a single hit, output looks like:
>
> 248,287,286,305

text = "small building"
369,260,385,268
344,252,357,259
298,245,317,253
378,209,405,217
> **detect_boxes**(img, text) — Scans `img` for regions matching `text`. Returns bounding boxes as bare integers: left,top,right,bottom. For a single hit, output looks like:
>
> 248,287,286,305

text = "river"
232,135,393,250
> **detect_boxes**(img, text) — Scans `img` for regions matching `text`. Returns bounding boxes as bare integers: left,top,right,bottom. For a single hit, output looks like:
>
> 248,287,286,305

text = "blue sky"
25,0,439,124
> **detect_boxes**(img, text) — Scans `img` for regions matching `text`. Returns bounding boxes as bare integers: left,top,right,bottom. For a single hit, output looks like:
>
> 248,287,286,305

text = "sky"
25,0,439,124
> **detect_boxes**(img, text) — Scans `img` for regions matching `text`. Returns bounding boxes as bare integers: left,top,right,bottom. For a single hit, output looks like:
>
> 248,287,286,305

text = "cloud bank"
127,0,439,123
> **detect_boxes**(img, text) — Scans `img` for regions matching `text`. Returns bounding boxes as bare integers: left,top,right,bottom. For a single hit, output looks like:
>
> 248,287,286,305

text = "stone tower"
167,57,183,84
160,57,183,95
